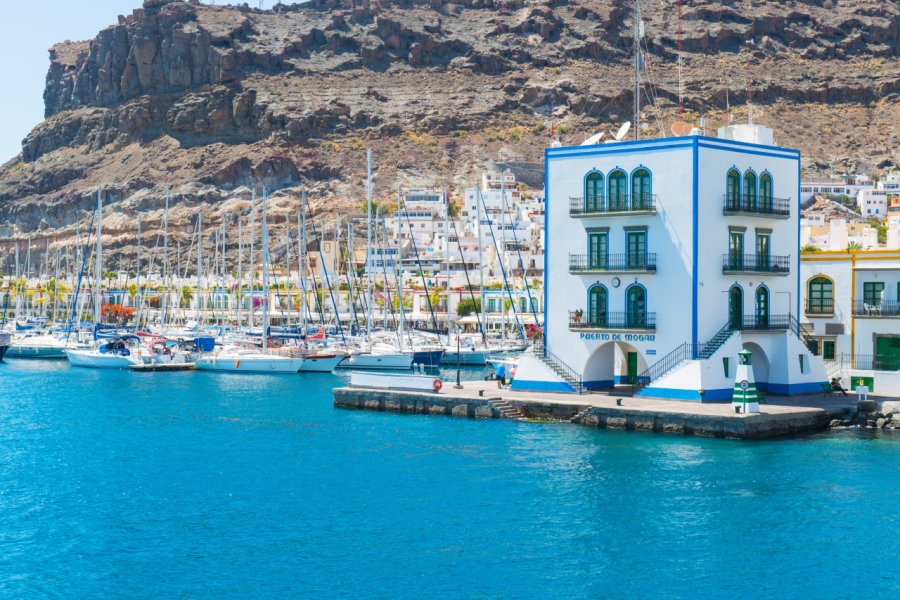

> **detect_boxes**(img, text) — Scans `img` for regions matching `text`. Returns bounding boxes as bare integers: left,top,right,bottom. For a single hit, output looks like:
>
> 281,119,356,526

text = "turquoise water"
0,360,897,599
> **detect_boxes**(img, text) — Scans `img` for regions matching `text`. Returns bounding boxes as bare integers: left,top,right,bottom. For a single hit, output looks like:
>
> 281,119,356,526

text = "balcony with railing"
568,253,657,273
723,194,791,218
568,311,657,331
730,314,791,331
721,253,790,275
805,300,834,317
569,194,657,217
851,301,900,317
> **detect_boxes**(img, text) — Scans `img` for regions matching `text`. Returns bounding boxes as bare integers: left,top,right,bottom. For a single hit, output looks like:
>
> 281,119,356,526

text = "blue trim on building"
637,387,734,402
583,379,615,390
796,159,801,319
544,147,549,356
510,379,576,393
698,143,801,162
691,137,699,356
546,141,693,160
765,381,827,395
545,134,800,161
696,134,801,156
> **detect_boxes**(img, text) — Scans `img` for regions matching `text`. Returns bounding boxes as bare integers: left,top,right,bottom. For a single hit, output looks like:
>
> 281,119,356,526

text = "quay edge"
333,387,855,440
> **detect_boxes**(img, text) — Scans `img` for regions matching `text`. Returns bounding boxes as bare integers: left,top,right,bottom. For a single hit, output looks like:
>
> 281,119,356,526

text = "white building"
514,124,826,399
857,189,890,218
799,249,900,391
800,174,873,203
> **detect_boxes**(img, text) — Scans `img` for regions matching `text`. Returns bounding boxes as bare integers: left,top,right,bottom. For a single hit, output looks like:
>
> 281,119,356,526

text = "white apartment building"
514,124,826,399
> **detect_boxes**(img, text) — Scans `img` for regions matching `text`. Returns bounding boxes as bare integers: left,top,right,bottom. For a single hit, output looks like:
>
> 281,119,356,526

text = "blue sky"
0,1,248,163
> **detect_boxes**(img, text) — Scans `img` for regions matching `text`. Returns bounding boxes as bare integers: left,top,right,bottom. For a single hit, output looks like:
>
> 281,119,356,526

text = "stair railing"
534,339,583,393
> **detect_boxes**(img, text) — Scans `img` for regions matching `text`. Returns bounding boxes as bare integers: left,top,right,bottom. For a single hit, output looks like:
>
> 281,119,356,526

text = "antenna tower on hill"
677,0,684,121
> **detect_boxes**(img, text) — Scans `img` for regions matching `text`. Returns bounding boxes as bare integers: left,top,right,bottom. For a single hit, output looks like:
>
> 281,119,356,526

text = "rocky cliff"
1,0,898,271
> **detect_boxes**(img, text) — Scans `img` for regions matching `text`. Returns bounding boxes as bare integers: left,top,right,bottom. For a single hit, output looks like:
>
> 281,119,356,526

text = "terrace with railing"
851,301,900,317
730,314,791,331
569,194,657,217
723,194,791,218
568,253,657,273
568,311,657,331
722,253,790,275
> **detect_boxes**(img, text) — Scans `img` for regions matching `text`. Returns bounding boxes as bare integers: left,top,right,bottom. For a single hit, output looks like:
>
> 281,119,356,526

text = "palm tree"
180,285,194,309
846,241,863,253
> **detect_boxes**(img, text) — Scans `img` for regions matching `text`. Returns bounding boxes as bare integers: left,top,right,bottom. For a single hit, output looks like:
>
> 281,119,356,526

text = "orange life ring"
433,379,443,392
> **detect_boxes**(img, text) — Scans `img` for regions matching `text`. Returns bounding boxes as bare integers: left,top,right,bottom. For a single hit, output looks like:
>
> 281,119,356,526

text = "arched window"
755,286,769,328
744,170,758,210
760,172,773,211
608,169,628,211
588,285,607,326
808,276,834,315
519,297,527,313
585,171,604,212
729,285,744,329
726,168,741,208
631,168,652,209
625,284,647,328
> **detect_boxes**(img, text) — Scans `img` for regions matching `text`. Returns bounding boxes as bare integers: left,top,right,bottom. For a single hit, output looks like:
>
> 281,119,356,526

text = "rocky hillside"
0,0,898,271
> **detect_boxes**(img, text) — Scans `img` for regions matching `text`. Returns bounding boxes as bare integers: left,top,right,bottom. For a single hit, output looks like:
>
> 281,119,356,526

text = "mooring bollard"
616,398,622,406
478,390,485,397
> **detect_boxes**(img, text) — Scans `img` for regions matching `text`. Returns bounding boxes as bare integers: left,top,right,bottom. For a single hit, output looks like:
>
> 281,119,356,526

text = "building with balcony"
799,249,900,385
513,124,826,399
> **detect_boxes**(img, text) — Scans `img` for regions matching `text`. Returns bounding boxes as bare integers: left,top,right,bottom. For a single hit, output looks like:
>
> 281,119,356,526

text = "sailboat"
196,188,305,373
66,188,144,368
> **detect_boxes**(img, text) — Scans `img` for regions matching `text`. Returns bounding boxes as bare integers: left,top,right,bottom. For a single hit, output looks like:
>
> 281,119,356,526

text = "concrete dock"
333,380,863,440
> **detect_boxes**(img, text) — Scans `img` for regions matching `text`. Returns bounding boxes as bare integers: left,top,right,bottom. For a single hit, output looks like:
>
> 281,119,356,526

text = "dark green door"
875,336,900,370
627,231,647,269
626,285,647,328
609,170,627,211
729,231,744,270
627,352,638,385
589,232,608,269
729,286,743,329
755,286,769,328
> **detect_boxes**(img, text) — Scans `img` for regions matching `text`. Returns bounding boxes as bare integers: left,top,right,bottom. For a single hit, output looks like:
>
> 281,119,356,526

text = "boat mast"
477,185,485,344
94,188,102,327
396,185,405,351
248,190,256,331
633,0,642,141
237,212,243,330
261,188,270,352
300,192,309,329
365,148,373,337
162,186,170,326
195,208,202,329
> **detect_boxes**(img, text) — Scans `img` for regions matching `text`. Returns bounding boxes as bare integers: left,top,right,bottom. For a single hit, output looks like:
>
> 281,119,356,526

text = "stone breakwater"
830,400,900,431
333,387,857,440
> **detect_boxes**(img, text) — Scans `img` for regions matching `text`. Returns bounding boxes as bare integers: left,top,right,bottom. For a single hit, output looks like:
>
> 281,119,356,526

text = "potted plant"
572,309,584,324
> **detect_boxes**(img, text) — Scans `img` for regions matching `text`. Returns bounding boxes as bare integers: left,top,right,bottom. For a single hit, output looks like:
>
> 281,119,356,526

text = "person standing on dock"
495,363,506,388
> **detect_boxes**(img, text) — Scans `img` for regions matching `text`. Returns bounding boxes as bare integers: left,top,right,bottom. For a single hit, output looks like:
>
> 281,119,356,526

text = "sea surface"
0,359,897,599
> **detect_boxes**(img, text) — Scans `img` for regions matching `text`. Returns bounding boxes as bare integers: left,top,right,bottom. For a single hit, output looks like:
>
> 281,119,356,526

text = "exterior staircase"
533,340,585,393
492,398,528,421
570,405,595,423
634,322,736,392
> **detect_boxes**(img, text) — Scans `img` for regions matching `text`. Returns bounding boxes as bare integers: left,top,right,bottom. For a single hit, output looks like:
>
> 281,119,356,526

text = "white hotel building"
513,124,827,400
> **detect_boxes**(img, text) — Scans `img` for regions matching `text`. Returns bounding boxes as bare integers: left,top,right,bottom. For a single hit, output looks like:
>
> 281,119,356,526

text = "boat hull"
195,355,305,373
298,354,346,373
440,349,489,366
65,350,142,369
412,349,445,368
338,352,414,371
5,345,69,359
